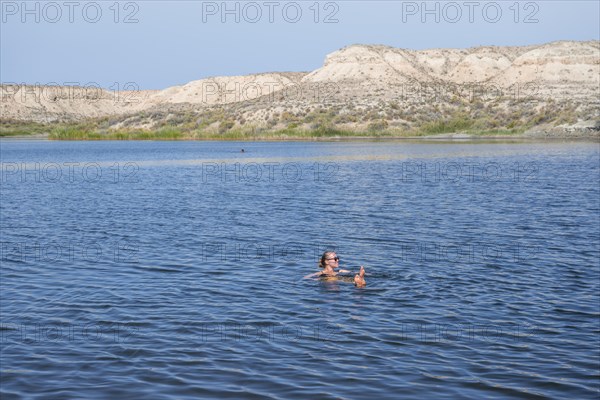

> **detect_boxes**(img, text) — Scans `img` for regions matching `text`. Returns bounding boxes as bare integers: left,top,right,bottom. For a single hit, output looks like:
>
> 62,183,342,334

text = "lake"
1,139,599,399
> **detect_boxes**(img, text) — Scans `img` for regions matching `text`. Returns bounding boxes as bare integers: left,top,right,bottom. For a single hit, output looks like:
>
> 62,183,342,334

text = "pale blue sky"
1,1,599,89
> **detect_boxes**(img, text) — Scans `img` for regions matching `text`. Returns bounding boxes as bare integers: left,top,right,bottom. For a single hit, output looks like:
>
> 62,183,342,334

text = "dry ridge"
1,40,599,137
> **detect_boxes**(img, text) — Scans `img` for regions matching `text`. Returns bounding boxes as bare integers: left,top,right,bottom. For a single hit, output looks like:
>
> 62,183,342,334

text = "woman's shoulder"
320,271,337,277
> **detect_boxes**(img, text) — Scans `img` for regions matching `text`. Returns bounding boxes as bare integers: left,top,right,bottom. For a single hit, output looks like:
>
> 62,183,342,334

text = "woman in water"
304,251,366,287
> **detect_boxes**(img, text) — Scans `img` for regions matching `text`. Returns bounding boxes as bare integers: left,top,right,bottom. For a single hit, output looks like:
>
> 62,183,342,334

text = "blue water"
1,139,599,399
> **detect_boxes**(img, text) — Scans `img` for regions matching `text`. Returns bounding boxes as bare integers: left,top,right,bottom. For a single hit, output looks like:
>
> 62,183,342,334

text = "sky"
1,0,599,89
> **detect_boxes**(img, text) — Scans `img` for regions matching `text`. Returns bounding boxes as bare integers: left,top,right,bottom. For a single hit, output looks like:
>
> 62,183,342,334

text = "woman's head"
319,251,339,269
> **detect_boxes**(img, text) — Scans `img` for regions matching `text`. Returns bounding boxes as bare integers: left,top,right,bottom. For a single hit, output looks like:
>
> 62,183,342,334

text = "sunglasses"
326,257,340,261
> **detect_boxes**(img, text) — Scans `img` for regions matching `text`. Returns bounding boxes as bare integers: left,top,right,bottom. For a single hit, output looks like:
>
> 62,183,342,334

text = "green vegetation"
38,125,393,140
419,115,474,134
0,119,51,136
49,125,99,140
1,99,590,140
48,127,185,140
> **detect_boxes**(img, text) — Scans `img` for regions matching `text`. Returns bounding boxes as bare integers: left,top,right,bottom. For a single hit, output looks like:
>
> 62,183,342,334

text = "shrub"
368,120,389,132
420,116,473,134
219,120,235,133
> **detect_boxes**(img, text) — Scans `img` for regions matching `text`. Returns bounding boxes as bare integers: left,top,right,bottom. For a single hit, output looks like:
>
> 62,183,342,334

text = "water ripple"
1,140,599,399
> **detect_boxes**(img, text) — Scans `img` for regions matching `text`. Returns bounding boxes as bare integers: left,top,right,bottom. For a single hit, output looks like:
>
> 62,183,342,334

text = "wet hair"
319,251,336,268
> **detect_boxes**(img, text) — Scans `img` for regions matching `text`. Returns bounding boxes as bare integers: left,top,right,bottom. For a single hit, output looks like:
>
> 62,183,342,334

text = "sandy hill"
1,40,599,136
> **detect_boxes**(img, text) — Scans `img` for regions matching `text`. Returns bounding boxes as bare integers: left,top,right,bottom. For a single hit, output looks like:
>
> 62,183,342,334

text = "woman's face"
325,253,339,269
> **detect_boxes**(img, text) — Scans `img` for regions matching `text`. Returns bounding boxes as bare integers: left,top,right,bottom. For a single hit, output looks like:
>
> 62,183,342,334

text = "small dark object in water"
241,149,245,153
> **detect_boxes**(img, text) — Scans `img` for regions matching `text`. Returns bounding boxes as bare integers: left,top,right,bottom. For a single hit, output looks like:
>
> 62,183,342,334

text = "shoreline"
2,132,599,142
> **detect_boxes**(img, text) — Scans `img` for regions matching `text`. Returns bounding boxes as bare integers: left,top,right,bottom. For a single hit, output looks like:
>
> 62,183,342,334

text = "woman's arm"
303,271,323,279
338,269,351,273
